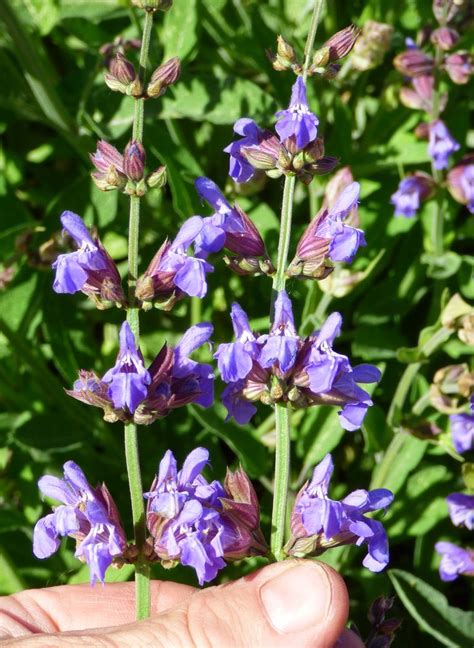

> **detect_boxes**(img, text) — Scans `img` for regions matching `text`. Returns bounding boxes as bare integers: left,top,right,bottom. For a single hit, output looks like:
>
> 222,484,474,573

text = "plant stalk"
125,8,155,620
270,0,324,561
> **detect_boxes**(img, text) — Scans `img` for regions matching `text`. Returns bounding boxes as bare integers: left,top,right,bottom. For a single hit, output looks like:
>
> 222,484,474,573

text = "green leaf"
189,405,270,478
161,0,198,60
370,432,426,492
388,569,474,647
68,563,134,585
159,76,276,125
0,545,27,594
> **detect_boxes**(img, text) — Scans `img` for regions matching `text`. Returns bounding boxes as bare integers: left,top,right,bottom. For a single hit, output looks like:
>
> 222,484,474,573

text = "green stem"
270,404,291,560
125,425,150,619
302,0,325,82
273,175,296,292
270,0,324,562
124,8,155,621
429,44,445,258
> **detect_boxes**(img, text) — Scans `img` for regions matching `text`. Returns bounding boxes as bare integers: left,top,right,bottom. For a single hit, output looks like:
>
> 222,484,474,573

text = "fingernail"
260,562,332,634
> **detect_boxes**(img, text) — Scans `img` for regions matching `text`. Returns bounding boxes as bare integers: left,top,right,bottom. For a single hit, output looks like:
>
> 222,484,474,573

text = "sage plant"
32,0,395,621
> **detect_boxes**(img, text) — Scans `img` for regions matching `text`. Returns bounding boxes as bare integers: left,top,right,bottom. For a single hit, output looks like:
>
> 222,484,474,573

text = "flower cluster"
145,448,266,584
216,290,381,431
67,321,214,424
287,181,365,278
225,77,338,185
285,454,393,571
391,2,474,218
435,490,474,581
33,461,126,584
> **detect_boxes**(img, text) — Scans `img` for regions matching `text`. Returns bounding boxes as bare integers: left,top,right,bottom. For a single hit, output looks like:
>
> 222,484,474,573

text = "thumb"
91,559,348,648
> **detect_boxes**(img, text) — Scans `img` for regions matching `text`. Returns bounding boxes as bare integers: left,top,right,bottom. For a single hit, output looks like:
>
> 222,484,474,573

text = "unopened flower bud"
312,46,330,68
266,35,299,71
147,57,181,98
393,50,435,77
322,25,360,62
352,21,393,71
104,53,142,96
414,122,431,139
321,63,341,79
431,26,459,50
447,155,474,213
241,147,278,170
147,165,167,189
444,52,473,84
132,0,173,10
432,0,464,25
123,140,146,181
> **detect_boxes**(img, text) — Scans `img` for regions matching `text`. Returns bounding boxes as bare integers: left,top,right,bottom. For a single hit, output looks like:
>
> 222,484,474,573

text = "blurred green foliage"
0,0,473,644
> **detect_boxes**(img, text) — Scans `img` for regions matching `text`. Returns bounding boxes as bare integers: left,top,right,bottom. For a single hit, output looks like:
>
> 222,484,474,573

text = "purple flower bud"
447,156,474,213
104,53,142,96
393,50,435,78
435,541,474,581
431,26,459,50
444,52,473,85
275,77,319,151
33,461,126,584
450,412,474,453
446,493,474,529
52,211,125,305
90,140,127,191
220,467,267,559
147,57,181,98
322,25,361,63
428,120,460,170
391,172,435,218
286,454,393,572
399,75,445,113
123,140,146,181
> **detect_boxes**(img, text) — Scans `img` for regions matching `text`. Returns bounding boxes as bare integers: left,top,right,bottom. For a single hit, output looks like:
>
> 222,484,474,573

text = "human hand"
0,560,364,647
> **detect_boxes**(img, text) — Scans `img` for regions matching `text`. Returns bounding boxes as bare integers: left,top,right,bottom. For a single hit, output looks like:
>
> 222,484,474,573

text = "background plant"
0,0,473,645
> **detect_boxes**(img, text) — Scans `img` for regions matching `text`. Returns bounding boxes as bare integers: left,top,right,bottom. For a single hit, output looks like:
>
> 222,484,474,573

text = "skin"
0,560,365,648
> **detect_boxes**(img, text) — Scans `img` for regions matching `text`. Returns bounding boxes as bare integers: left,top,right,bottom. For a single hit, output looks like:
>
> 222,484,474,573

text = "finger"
18,559,348,648
0,579,195,637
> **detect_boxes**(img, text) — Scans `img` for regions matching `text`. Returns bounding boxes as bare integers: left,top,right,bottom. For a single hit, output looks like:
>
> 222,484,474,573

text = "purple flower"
224,118,268,183
145,448,265,584
447,156,474,214
67,322,214,424
446,493,474,530
217,292,380,431
102,322,151,413
287,454,393,571
435,542,474,581
259,291,300,373
214,303,258,382
288,182,365,279
450,413,474,453
275,77,319,151
428,120,460,170
136,217,214,305
52,211,125,305
33,461,126,584
391,173,434,218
